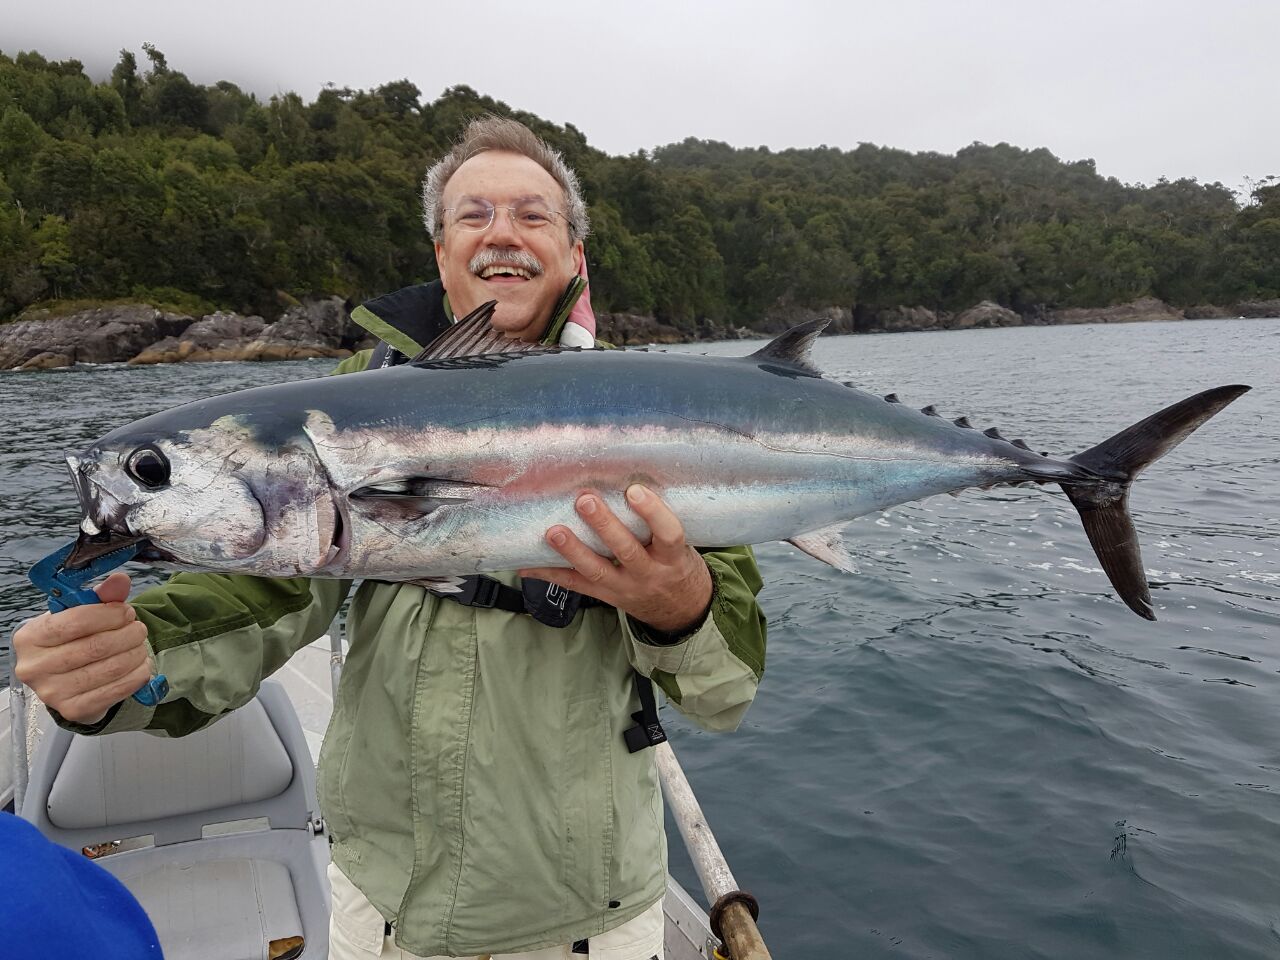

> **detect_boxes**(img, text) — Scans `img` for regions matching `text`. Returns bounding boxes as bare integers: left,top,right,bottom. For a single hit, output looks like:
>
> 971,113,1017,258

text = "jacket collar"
350,277,588,355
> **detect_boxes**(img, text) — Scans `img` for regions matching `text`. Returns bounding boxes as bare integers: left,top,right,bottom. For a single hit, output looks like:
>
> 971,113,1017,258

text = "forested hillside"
1,46,1276,329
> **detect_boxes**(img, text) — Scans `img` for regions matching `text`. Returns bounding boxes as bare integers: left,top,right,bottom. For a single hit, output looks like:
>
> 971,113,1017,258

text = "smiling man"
14,117,768,960
426,133,587,342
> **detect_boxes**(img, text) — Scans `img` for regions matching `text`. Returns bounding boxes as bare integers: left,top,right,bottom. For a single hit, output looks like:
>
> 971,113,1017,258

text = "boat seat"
21,680,329,959
114,858,303,960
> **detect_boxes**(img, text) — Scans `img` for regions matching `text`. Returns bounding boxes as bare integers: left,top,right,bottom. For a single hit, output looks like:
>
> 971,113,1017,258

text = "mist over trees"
0,47,1276,327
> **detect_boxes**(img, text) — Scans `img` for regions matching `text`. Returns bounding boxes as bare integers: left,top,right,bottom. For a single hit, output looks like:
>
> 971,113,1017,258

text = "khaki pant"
328,863,664,960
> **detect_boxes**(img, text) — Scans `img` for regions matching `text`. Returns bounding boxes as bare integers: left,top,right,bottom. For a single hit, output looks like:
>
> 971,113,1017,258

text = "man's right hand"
12,572,153,725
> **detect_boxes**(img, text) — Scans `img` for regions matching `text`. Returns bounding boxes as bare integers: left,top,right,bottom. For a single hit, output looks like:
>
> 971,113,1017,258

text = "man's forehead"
444,150,564,201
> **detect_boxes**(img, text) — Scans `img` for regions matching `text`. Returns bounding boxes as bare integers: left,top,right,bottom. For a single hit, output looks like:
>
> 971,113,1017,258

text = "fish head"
64,414,342,577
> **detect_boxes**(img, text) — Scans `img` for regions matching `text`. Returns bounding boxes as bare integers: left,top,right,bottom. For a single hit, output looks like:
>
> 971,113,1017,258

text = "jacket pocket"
560,693,614,914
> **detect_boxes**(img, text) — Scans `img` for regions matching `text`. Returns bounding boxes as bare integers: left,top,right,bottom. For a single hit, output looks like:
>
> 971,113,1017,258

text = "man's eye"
457,210,488,222
519,210,552,225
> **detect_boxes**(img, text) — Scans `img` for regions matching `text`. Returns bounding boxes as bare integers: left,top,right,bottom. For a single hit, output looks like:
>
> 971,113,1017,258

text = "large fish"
63,310,1248,620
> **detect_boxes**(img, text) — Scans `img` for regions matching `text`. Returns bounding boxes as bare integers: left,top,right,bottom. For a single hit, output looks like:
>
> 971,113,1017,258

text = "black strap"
447,574,527,613
432,574,604,624
624,671,667,754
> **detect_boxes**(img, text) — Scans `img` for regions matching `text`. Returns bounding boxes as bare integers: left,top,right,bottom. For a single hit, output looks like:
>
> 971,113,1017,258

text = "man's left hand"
518,484,713,635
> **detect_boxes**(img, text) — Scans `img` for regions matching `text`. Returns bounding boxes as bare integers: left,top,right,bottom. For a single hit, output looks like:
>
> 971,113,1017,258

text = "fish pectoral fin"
787,524,858,574
349,478,487,515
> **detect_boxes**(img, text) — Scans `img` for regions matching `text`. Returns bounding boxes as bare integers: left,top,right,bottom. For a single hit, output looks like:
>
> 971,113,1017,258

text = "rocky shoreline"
2,296,1278,371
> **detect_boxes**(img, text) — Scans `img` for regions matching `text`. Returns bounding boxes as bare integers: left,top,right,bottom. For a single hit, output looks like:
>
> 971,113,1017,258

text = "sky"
6,0,1276,197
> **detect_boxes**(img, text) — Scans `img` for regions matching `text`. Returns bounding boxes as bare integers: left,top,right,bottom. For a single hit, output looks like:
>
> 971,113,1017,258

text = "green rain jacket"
55,282,768,956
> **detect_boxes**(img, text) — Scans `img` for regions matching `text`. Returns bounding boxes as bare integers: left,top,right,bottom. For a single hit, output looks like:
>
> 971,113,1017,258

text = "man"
12,117,767,960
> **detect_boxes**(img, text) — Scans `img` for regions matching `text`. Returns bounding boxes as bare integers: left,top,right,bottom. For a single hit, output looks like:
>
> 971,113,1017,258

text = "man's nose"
485,208,521,245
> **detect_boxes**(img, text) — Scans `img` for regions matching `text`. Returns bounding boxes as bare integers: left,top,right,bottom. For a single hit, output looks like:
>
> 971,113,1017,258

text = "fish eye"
126,446,170,489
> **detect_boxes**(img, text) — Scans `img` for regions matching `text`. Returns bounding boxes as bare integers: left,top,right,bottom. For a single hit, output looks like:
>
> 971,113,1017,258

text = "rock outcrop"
130,297,376,364
595,313,685,345
1231,299,1280,318
1,305,194,370
237,297,360,361
951,300,1022,329
859,305,949,333
1183,305,1232,319
130,312,267,364
1044,297,1183,325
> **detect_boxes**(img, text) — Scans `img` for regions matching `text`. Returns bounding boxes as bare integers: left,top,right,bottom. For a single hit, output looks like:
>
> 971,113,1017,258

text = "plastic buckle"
28,540,169,707
465,576,502,609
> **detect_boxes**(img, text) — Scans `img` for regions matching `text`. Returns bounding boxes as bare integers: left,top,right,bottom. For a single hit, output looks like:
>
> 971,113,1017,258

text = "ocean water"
2,318,1277,958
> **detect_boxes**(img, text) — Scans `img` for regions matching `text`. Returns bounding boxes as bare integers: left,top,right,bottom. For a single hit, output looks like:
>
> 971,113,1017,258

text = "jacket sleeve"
52,574,351,738
50,350,376,739
620,546,766,733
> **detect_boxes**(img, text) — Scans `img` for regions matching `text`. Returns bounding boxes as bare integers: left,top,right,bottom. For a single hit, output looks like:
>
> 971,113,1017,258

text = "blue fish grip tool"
27,541,169,707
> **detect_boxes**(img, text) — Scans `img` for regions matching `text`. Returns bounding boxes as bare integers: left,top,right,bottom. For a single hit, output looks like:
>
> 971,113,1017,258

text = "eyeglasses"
443,197,567,233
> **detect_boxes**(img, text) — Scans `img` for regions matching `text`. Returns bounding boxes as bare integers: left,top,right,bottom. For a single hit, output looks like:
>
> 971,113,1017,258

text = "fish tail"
1060,384,1250,620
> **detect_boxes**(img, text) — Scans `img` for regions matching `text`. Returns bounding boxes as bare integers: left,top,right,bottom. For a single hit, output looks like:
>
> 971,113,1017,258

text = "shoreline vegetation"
1,45,1277,369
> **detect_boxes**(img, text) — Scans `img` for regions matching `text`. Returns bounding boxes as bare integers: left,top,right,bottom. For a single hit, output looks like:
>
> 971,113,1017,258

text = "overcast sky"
7,0,1276,196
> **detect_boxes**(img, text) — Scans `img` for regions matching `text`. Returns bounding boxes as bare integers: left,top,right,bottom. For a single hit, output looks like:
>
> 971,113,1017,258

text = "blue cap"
0,812,163,958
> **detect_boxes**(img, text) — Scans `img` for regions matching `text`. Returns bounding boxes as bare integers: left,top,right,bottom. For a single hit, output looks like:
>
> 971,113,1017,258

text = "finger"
518,566,590,596
55,620,150,673
544,525,618,588
576,494,650,569
24,601,137,648
57,641,152,699
93,572,133,605
58,660,155,724
625,485,688,560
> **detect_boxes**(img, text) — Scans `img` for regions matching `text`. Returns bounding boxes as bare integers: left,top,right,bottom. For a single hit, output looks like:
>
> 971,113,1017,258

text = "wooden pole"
653,741,771,960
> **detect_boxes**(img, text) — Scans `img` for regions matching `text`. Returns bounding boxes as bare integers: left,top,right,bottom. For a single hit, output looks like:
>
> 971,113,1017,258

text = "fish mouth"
63,450,150,570
65,528,151,570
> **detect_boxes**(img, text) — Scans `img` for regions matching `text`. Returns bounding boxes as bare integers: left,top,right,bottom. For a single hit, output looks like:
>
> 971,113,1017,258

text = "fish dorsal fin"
748,318,829,375
410,300,555,362
786,522,858,574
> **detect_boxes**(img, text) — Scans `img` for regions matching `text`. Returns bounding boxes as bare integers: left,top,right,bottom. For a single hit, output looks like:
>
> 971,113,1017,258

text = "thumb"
93,571,133,605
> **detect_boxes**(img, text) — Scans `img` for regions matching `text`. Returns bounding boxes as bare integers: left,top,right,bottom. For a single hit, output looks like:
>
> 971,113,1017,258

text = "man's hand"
519,484,713,635
11,572,153,724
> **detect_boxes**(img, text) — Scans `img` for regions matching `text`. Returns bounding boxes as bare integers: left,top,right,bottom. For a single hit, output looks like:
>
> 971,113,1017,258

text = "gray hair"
422,116,590,243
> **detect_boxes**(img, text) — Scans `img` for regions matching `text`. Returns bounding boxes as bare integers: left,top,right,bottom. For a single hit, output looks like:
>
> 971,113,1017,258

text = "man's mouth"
477,264,537,282
469,248,544,284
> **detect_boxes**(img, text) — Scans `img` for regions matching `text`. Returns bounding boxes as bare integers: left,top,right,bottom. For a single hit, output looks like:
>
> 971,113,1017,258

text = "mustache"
468,247,544,277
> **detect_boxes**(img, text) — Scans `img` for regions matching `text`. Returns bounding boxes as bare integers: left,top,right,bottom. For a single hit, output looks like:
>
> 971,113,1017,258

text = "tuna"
63,311,1249,620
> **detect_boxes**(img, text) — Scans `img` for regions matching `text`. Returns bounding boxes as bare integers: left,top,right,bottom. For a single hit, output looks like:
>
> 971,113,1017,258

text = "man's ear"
571,239,584,274
434,240,449,287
